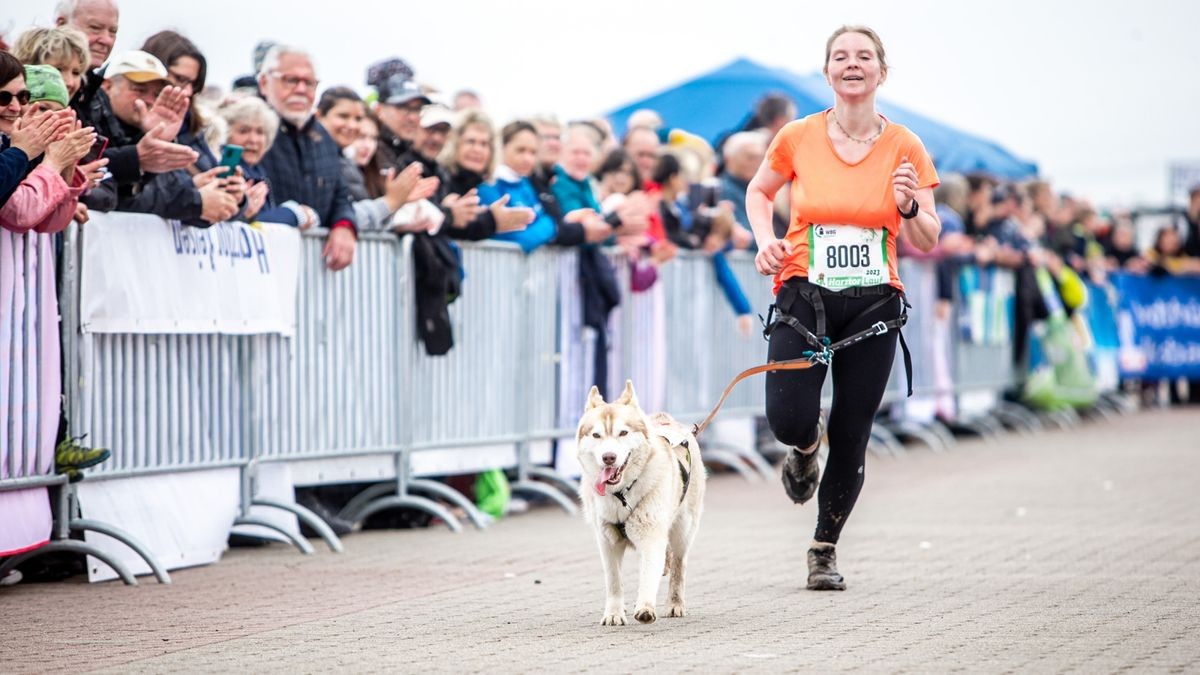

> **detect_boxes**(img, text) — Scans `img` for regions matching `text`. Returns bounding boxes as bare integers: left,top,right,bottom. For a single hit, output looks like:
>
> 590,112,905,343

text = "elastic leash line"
691,358,816,437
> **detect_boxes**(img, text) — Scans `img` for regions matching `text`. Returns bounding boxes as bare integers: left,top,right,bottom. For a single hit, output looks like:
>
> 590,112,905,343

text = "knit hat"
24,65,69,109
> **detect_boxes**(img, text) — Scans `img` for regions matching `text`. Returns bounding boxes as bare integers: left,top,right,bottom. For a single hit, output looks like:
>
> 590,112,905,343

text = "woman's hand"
754,238,793,276
892,155,918,213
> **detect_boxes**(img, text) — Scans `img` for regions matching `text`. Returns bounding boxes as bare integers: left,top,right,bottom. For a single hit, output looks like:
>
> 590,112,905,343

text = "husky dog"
576,381,706,625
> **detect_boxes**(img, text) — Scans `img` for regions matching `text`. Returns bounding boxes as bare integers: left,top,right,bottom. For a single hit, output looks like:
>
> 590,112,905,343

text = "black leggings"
765,281,901,545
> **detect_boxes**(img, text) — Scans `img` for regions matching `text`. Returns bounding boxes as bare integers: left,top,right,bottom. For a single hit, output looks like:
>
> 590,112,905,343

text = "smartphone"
82,134,108,164
217,144,243,177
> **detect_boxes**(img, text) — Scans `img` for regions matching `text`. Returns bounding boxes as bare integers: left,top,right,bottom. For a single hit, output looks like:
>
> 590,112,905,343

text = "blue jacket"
241,161,300,227
0,140,29,206
257,116,355,230
550,165,600,214
476,166,556,252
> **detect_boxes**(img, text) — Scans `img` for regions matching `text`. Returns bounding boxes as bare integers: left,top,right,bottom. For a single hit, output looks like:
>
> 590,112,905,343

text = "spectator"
718,130,774,233
595,148,640,205
451,89,481,112
623,125,660,186
367,57,429,170
215,95,283,225
12,26,89,101
551,123,613,243
1104,217,1147,273
315,86,430,232
530,113,562,192
477,120,587,253
439,110,534,238
0,62,101,234
1183,185,1200,257
1145,225,1200,276
256,45,356,270
54,0,117,115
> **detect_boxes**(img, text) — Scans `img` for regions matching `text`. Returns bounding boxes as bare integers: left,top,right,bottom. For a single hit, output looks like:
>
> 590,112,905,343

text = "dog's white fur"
576,380,706,625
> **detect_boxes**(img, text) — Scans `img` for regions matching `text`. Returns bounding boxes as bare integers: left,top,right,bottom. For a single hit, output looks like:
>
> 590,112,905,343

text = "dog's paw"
667,603,685,618
601,611,627,626
633,604,657,624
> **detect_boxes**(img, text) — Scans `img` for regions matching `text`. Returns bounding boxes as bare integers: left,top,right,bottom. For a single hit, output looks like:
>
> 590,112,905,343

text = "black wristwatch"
898,199,919,219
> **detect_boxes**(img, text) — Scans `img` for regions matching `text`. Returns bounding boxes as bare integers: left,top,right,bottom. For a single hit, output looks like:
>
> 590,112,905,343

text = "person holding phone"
745,26,941,592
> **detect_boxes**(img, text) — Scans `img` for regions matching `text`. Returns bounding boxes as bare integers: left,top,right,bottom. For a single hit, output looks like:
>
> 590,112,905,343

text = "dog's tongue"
594,466,619,496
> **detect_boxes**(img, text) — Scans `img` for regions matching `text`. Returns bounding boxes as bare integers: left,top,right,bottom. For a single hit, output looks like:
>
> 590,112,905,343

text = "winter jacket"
0,162,86,235
258,116,356,232
476,165,556,252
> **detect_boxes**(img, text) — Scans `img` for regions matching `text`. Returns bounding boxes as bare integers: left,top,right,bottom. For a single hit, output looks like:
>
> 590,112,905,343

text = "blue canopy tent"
605,57,1037,180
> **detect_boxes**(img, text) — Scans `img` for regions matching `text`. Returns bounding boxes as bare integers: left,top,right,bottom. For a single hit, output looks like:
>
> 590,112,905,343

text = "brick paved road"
2,408,1199,673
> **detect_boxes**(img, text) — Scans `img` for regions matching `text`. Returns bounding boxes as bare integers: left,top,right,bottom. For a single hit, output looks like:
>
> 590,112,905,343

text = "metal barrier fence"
5,214,1052,584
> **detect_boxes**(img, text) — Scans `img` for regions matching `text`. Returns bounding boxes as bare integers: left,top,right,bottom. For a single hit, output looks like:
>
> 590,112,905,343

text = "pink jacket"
0,163,86,235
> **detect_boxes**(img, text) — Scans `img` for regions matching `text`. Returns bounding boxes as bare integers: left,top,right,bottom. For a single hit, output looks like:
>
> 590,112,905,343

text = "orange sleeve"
905,134,940,190
765,120,803,180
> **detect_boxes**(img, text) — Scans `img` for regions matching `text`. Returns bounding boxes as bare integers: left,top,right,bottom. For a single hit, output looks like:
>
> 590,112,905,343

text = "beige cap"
104,50,168,83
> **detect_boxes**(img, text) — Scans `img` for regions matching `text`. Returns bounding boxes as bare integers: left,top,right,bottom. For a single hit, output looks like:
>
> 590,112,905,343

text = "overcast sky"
7,0,1199,207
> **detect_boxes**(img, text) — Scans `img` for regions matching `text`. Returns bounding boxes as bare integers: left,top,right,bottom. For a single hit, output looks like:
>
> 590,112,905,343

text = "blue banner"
1112,274,1200,378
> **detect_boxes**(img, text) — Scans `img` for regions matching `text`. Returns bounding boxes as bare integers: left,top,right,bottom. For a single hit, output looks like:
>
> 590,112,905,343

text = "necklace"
831,111,884,144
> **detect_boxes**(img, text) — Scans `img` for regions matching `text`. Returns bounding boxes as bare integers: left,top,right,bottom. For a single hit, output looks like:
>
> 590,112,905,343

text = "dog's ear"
585,385,605,410
615,379,639,408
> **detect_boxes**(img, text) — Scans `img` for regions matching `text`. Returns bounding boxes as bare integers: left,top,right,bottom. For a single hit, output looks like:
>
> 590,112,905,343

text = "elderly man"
56,0,196,181
718,130,774,235
622,126,660,186
257,45,356,270
367,57,430,171
81,50,235,224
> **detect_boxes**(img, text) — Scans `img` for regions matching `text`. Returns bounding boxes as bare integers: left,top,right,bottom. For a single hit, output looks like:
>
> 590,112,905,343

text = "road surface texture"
2,408,1198,673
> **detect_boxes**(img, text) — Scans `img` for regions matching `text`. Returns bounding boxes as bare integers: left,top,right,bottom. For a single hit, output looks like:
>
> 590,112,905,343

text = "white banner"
80,212,300,336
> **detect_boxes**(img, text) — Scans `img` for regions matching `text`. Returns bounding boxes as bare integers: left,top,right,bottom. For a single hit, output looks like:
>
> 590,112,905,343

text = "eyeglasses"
168,71,197,90
269,72,319,90
0,90,32,106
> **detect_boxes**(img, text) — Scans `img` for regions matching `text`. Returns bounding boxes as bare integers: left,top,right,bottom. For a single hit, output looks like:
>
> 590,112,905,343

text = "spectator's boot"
807,541,846,591
55,434,111,479
781,414,824,505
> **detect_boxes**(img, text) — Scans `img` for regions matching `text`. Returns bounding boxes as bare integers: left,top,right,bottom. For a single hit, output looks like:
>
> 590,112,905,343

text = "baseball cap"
420,104,456,129
105,50,168,83
379,74,431,107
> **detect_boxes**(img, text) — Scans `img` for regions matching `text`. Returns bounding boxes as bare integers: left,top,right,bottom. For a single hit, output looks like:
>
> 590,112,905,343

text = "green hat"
24,65,69,109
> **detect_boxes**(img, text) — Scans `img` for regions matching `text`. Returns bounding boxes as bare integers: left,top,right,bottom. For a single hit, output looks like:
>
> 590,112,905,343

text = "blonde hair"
11,26,89,71
440,109,498,178
824,25,889,76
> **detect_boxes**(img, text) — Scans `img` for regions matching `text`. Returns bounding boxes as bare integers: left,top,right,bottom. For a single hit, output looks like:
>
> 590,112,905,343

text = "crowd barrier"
4,212,1089,584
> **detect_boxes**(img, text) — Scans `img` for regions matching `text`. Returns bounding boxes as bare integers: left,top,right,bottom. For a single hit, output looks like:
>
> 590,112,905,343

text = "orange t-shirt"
766,110,939,294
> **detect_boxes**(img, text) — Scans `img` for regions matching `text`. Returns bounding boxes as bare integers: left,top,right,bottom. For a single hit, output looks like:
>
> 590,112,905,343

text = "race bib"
807,224,888,291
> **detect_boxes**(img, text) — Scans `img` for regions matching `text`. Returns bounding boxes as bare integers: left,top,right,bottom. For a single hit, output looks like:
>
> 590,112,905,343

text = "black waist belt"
762,279,914,397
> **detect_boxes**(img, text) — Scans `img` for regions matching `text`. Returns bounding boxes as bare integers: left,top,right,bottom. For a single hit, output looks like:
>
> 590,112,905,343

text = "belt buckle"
871,321,888,336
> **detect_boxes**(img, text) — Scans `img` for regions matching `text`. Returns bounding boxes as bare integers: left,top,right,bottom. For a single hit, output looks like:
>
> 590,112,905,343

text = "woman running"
745,25,941,590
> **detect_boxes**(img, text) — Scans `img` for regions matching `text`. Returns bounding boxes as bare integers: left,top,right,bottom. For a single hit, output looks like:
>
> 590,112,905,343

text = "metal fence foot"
337,482,396,523
351,495,464,533
0,540,138,586
925,419,958,449
888,421,948,453
869,425,907,457
408,479,493,530
252,498,344,553
525,466,581,501
993,402,1042,433
232,516,315,554
702,449,761,482
705,441,775,480
510,480,579,515
69,518,171,583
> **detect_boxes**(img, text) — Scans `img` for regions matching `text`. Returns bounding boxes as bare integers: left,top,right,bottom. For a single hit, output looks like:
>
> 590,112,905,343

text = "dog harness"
762,280,914,396
608,442,693,542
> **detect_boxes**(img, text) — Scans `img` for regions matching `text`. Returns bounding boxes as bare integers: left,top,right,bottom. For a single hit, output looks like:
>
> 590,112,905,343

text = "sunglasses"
0,90,32,106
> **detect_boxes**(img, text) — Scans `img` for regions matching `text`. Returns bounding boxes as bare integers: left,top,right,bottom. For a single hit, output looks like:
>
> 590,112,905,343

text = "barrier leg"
0,540,138,586
888,420,948,453
231,516,315,554
69,519,171,583
869,424,907,457
993,402,1043,433
509,479,579,515
525,467,581,502
701,449,761,482
337,482,395,523
409,478,493,530
252,498,344,553
705,440,775,480
351,495,464,533
925,419,958,449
